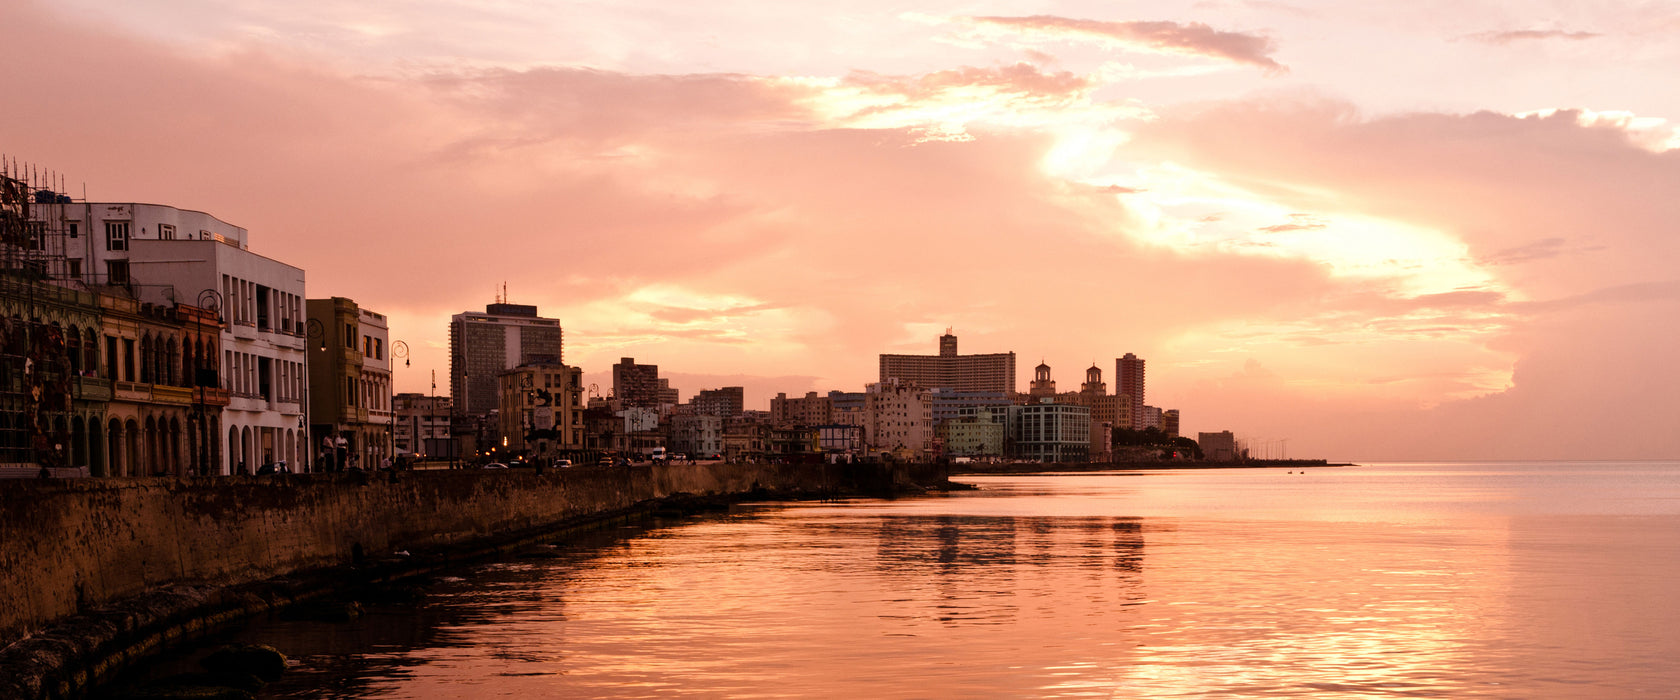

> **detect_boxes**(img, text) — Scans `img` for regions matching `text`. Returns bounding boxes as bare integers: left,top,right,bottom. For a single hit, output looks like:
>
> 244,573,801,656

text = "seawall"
0,461,934,698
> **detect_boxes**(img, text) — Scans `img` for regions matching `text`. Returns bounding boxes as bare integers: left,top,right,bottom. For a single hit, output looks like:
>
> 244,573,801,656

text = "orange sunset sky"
4,1,1677,461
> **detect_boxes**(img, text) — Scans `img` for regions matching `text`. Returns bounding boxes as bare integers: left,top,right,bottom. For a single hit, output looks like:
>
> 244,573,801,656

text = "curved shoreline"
2,490,828,700
1,461,944,700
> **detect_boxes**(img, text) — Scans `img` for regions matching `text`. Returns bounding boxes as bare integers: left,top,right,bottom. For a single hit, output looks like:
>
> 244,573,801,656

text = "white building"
57,202,308,473
863,379,933,456
669,413,723,457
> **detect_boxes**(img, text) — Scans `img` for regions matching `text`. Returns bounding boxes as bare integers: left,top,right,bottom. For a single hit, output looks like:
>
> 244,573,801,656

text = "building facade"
307,297,393,471
692,386,744,417
939,407,1006,458
1009,402,1092,463
496,361,584,460
669,413,723,457
770,391,832,427
863,379,933,457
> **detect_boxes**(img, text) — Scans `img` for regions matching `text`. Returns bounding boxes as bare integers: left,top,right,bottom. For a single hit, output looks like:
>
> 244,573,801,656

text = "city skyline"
3,0,1678,461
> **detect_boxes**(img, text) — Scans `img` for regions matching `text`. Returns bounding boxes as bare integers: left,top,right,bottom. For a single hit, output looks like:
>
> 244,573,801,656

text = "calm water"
175,462,1680,698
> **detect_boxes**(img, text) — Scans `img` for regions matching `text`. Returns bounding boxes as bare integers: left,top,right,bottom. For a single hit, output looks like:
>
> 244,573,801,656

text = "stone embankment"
0,461,943,699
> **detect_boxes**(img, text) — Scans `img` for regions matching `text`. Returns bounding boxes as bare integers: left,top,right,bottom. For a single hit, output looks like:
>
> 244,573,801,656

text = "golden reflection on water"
203,462,1680,699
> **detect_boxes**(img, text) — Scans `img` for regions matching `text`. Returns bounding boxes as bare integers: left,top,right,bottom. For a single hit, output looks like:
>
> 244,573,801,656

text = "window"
67,221,78,239
23,221,45,250
255,284,270,330
158,223,175,240
106,260,129,284
67,259,81,278
345,323,355,349
105,221,129,251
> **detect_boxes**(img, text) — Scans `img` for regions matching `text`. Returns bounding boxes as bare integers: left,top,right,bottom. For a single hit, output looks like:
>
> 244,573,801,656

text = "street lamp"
194,288,222,476
305,317,323,471
391,340,408,463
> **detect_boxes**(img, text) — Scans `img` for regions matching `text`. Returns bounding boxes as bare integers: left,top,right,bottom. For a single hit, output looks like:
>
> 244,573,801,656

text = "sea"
123,461,1680,698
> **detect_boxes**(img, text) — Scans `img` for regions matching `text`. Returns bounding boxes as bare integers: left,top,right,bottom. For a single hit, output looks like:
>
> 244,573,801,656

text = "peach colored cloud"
1130,96,1680,458
1465,29,1601,45
968,15,1286,72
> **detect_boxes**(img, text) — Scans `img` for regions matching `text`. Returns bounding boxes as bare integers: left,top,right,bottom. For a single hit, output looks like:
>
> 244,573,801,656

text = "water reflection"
112,463,1680,699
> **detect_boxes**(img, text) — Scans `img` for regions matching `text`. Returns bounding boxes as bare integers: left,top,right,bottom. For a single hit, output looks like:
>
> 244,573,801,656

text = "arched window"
68,325,82,375
84,329,98,376
166,337,179,386
139,334,153,384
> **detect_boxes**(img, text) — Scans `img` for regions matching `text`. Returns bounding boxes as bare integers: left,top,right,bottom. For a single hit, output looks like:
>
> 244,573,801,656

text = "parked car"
555,459,573,467
482,462,508,469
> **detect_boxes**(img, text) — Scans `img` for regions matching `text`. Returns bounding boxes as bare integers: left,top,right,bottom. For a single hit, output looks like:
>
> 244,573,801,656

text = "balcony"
152,385,194,406
73,376,112,402
196,387,230,407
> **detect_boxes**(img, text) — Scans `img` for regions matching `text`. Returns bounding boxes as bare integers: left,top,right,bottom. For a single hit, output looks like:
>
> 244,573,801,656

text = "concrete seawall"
0,461,934,698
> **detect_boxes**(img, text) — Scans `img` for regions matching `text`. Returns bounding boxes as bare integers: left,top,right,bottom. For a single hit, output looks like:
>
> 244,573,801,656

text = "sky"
3,0,1677,461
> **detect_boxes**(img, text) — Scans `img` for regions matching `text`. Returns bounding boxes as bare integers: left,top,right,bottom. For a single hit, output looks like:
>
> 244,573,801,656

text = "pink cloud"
1131,96,1680,459
1464,29,1602,45
969,15,1286,72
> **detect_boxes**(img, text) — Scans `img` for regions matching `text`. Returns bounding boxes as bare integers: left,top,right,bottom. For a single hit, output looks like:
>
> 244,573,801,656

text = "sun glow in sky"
6,0,1679,460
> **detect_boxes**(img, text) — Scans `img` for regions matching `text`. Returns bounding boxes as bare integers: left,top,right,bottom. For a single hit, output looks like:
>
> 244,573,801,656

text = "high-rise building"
1117,353,1145,429
693,386,743,417
613,357,667,408
449,303,562,417
879,332,1015,394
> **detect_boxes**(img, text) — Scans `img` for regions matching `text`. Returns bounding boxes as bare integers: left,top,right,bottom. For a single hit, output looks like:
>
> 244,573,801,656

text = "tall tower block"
1117,353,1145,430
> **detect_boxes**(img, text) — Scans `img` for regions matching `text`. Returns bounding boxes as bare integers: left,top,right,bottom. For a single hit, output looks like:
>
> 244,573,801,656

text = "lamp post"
391,340,408,463
305,317,323,472
193,288,222,476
